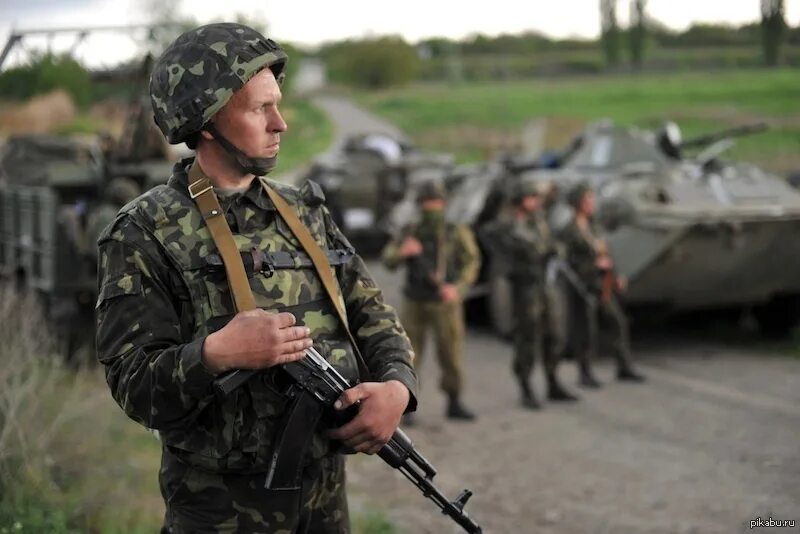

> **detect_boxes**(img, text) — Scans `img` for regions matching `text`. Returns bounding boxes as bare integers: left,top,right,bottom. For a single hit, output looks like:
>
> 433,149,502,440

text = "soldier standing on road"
560,182,646,387
382,179,481,421
95,23,417,533
499,178,579,409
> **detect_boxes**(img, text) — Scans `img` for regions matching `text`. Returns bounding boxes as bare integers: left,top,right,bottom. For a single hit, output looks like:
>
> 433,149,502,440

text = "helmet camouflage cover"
416,178,446,203
510,177,547,204
149,23,288,145
566,181,593,208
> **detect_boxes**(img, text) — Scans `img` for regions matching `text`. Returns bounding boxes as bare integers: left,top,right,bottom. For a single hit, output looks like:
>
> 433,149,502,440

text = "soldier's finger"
339,429,374,450
327,417,367,441
334,385,365,411
281,325,311,341
277,350,306,364
277,338,313,356
275,312,297,328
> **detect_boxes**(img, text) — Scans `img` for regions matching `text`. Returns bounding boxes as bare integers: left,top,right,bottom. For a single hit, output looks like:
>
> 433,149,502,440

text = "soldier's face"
211,69,287,159
421,198,446,211
580,191,595,215
521,195,541,213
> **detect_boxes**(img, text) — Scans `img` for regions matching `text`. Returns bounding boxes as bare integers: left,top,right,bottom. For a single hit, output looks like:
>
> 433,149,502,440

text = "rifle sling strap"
187,162,371,382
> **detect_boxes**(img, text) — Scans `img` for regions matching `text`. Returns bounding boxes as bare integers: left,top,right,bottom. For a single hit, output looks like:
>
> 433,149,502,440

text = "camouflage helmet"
149,23,288,145
566,181,593,209
509,177,546,204
104,177,141,206
416,179,446,203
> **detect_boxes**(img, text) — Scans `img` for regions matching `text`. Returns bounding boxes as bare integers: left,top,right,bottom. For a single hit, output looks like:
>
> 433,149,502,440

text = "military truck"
0,99,175,359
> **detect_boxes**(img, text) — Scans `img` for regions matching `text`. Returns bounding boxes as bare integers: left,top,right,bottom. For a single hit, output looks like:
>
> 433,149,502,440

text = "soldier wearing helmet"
95,23,417,533
560,182,645,387
382,178,481,422
495,178,578,409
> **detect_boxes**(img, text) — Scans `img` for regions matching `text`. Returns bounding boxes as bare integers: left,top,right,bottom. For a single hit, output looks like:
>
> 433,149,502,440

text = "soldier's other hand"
616,276,628,292
439,283,460,303
328,380,410,454
596,254,613,270
399,236,423,257
201,310,312,374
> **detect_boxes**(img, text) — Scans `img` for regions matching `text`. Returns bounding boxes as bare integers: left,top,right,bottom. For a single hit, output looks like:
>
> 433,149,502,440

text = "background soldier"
85,177,141,265
560,182,646,387
382,179,480,421
492,179,578,409
95,23,417,533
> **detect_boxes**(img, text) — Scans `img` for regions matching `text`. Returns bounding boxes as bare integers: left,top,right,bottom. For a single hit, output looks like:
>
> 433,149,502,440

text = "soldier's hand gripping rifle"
215,348,483,534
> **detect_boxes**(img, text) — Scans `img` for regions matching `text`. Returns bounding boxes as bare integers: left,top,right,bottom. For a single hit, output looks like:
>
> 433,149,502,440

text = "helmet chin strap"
204,123,277,176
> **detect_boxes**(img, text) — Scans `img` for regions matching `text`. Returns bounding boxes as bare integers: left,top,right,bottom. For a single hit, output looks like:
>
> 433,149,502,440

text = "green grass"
276,98,334,174
353,68,800,173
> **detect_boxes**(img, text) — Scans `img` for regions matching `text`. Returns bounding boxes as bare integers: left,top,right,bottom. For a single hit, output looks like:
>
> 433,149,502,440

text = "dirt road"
347,261,800,534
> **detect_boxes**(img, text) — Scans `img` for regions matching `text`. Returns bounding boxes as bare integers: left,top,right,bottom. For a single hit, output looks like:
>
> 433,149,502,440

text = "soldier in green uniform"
382,179,480,421
560,182,646,387
95,23,418,534
500,178,579,409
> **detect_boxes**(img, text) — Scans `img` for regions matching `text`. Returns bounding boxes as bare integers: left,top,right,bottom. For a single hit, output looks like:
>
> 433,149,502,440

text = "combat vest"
122,167,359,473
402,215,463,301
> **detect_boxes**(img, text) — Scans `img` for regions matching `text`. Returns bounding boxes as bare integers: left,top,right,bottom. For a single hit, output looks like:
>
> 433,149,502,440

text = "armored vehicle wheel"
753,295,800,339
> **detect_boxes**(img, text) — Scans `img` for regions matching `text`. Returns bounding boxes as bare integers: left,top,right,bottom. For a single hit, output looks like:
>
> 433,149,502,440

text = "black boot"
617,365,646,383
519,379,542,410
579,366,603,389
547,373,579,402
446,395,476,421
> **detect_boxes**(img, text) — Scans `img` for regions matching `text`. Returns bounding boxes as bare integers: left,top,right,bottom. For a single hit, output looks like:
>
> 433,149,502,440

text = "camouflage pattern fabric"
149,23,288,144
559,218,634,370
160,448,347,533
495,213,562,382
96,157,417,530
382,212,481,302
382,212,480,396
400,299,465,396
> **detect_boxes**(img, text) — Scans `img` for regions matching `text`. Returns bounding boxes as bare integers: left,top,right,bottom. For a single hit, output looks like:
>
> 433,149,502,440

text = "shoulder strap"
261,180,371,381
188,163,256,312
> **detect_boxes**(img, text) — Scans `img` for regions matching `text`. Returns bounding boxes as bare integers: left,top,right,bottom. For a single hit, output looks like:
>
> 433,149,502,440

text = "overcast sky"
1,0,799,68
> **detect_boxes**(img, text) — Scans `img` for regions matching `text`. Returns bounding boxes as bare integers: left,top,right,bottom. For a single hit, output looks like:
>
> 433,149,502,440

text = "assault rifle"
215,347,483,534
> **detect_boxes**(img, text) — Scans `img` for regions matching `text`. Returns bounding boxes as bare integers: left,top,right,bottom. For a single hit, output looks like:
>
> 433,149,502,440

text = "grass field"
353,68,800,174
276,98,334,172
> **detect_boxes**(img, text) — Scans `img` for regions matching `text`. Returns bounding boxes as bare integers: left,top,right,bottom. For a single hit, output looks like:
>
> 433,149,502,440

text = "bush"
0,54,92,108
326,37,420,89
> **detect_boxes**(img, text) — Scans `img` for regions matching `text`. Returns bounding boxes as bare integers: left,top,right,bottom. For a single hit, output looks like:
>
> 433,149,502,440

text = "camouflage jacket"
381,213,481,301
559,217,605,293
96,157,418,473
497,211,559,284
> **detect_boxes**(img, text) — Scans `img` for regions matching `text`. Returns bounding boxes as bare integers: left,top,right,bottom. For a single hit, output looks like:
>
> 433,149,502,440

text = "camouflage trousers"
568,289,634,371
511,283,561,381
159,448,348,533
401,298,465,396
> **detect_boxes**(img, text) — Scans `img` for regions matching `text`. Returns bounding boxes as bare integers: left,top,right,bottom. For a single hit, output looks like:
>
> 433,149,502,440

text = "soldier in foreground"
560,183,646,387
382,179,481,421
496,179,579,409
95,23,417,533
